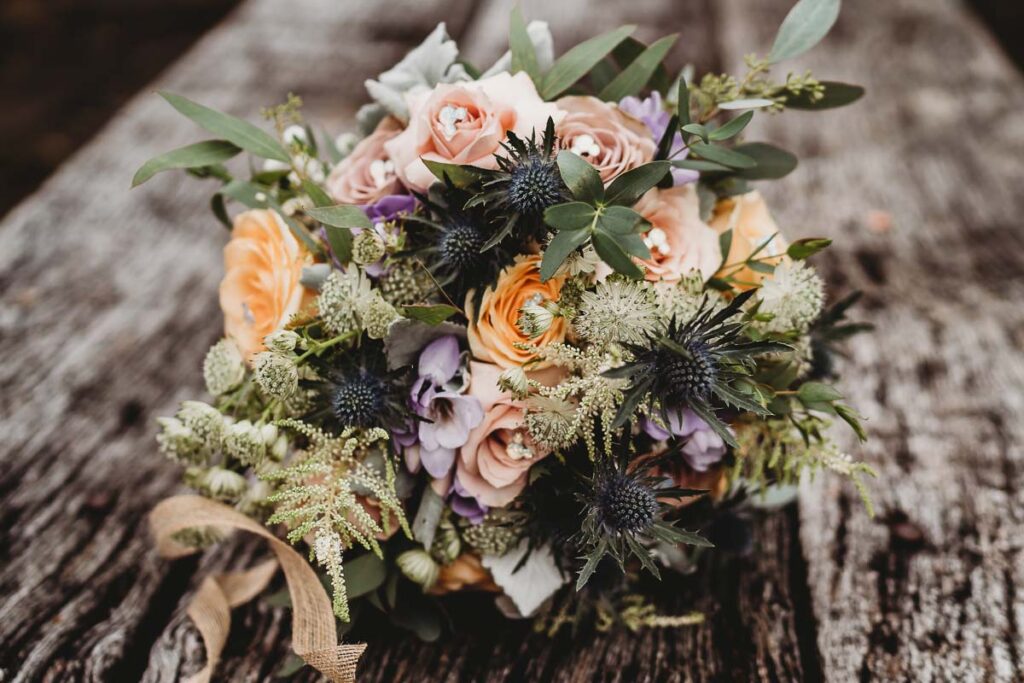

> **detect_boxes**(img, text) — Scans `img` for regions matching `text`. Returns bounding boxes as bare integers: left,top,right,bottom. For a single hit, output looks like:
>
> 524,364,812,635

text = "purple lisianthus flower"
449,476,488,524
619,91,699,186
642,408,729,472
363,193,417,224
411,336,484,479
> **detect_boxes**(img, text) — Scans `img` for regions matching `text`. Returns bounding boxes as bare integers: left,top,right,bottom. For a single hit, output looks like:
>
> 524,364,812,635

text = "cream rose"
456,362,551,507
709,191,788,289
385,72,564,192
555,95,656,184
325,117,403,204
466,255,565,369
219,209,311,361
633,185,722,282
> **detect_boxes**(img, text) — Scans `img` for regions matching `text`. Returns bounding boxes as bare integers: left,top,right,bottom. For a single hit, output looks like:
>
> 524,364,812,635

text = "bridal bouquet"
138,0,873,665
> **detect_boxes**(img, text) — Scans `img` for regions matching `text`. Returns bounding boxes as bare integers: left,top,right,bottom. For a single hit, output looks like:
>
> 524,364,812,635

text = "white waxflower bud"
200,467,247,502
352,230,387,265
264,330,302,354
283,124,308,146
223,419,266,467
203,339,246,396
396,549,440,589
253,352,299,400
516,295,556,339
497,367,530,399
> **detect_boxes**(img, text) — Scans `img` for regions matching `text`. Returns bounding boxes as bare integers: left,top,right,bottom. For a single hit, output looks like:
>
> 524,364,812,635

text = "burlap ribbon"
150,495,366,682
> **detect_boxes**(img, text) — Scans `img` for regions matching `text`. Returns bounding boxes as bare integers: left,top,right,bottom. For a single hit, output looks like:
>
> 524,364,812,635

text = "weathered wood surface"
0,0,1021,681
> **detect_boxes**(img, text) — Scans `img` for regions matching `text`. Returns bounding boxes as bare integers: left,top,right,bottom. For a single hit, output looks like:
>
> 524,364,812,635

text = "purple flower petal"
420,446,457,478
450,476,488,524
418,335,461,385
363,193,417,223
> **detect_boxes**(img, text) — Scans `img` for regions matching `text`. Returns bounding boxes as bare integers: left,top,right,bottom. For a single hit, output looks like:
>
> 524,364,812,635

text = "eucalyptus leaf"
402,304,459,325
422,159,488,188
556,151,604,204
768,0,841,63
324,226,353,263
541,25,635,99
540,228,589,281
677,77,692,127
718,98,775,110
597,33,678,102
785,81,864,109
787,237,832,259
544,201,597,232
302,178,334,208
509,7,541,82
689,142,756,169
605,161,670,206
593,231,643,279
733,142,798,179
596,205,643,236
132,140,241,187
671,159,732,172
159,91,290,162
797,381,843,404
612,231,652,260
306,204,373,229
681,123,709,143
709,110,754,141
345,552,387,599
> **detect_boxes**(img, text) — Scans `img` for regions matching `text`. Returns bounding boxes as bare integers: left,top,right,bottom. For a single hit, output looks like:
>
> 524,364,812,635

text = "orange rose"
325,117,403,204
467,255,565,369
427,553,500,595
709,191,788,289
555,96,656,184
634,185,722,283
219,209,311,361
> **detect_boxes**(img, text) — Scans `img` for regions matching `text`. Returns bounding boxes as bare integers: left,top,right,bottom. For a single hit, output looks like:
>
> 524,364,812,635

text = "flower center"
596,473,659,534
368,158,395,189
505,432,534,460
438,105,469,141
570,134,600,158
643,227,672,256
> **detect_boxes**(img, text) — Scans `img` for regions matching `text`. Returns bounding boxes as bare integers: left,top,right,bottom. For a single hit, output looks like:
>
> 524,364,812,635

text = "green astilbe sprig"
262,419,410,619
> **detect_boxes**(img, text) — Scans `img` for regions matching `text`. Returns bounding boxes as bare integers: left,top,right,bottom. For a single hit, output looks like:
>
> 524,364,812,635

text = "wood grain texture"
0,0,1020,680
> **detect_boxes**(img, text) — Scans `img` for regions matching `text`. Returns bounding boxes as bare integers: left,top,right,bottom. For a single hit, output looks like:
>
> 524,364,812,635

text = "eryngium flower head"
482,119,567,218
330,369,388,428
595,472,659,534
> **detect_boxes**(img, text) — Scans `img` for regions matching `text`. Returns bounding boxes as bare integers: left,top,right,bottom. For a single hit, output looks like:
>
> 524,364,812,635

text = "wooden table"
1,0,1021,680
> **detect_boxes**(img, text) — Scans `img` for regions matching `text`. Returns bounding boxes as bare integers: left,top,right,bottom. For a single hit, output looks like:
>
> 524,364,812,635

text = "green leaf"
324,226,353,263
680,123,709,143
412,486,444,548
835,403,868,442
597,33,678,101
421,159,488,189
797,381,843,404
556,151,604,204
597,205,644,236
159,91,290,162
612,230,652,260
302,178,333,208
541,25,635,99
593,231,643,279
732,142,799,180
689,142,756,169
345,552,387,599
132,140,241,187
677,77,692,127
671,159,732,173
718,98,775,110
787,237,832,259
218,179,270,209
544,201,597,232
402,304,460,325
540,228,589,281
709,110,754,141
306,204,373,230
785,81,864,109
605,161,670,206
768,0,841,63
509,7,541,82
718,229,733,266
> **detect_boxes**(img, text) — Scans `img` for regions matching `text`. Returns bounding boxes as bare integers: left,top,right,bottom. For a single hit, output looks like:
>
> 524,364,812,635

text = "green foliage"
540,25,636,99
597,34,678,102
158,91,290,162
132,140,241,188
509,7,541,82
769,0,841,63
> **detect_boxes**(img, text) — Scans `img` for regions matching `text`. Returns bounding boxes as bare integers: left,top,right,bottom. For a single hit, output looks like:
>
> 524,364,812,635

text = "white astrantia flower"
516,294,557,339
200,467,247,502
557,244,601,277
573,278,663,346
156,417,203,463
253,352,299,400
318,268,373,336
223,419,266,467
654,271,722,326
351,230,387,265
363,23,470,122
177,401,225,453
203,338,246,396
498,367,530,399
756,260,825,333
264,329,302,354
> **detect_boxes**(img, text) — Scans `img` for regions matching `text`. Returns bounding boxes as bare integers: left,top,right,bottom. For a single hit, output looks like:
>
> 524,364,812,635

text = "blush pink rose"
555,96,656,184
325,117,403,204
456,362,560,507
633,185,722,282
384,72,564,193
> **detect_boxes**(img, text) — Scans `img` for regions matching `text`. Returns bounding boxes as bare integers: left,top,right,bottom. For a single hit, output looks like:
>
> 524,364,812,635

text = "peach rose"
633,185,722,282
325,117,403,204
467,255,565,370
456,362,552,507
427,553,499,595
219,209,311,361
385,72,565,192
709,191,788,289
555,95,656,184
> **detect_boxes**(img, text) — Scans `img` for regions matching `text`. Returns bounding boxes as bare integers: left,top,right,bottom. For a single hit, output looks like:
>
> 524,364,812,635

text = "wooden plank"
716,0,1024,680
